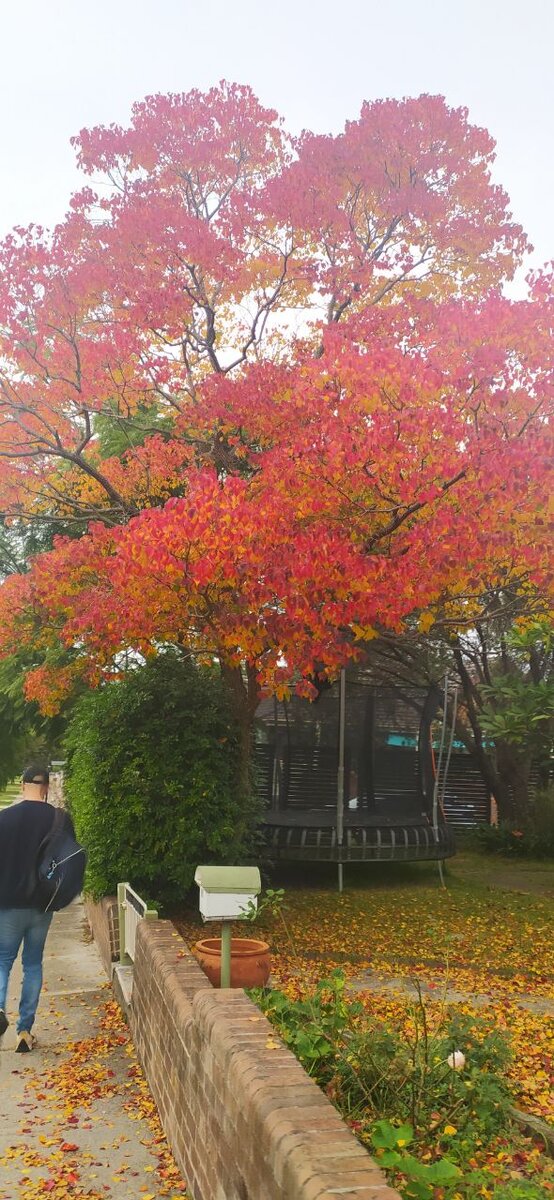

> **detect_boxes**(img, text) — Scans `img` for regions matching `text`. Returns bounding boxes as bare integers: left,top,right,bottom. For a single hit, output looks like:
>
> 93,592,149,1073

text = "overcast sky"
1,0,552,280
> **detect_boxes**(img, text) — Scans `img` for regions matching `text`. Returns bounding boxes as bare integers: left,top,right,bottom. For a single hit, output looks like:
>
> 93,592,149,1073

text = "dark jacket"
0,801,76,909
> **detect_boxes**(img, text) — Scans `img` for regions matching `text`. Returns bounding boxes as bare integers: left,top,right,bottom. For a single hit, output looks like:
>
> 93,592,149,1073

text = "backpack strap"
36,806,65,860
50,807,65,835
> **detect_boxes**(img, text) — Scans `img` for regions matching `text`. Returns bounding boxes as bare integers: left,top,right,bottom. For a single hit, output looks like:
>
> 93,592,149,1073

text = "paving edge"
509,1106,554,1156
112,963,133,1019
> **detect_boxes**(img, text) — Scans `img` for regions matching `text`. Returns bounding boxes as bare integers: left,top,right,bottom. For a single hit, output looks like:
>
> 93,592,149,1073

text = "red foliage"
0,84,550,712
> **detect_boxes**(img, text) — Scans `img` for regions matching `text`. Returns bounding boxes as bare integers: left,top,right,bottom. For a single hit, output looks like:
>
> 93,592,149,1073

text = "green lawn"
0,780,20,807
248,847,554,898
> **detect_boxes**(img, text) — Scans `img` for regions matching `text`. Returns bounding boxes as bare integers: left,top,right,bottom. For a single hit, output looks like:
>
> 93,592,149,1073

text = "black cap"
22,764,50,786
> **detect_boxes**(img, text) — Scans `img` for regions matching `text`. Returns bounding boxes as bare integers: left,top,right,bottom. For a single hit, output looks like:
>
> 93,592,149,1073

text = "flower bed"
253,971,553,1200
174,854,554,1198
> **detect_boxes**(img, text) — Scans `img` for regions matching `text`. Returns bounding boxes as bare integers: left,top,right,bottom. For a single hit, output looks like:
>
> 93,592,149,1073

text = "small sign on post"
194,866,261,987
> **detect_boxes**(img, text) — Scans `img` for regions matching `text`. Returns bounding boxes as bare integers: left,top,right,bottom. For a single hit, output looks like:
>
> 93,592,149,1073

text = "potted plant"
193,888,284,988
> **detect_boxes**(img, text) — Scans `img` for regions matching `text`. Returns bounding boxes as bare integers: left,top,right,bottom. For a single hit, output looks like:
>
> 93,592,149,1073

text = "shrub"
483,1185,553,1200
64,653,259,904
473,787,554,858
254,973,513,1151
252,972,553,1198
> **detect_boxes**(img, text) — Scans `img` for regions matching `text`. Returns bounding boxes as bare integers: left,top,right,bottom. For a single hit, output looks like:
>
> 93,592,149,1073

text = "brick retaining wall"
84,896,120,976
128,918,400,1200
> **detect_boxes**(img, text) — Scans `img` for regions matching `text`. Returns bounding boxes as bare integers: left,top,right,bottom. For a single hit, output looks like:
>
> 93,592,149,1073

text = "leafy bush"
255,970,354,1088
474,788,554,858
369,1121,460,1200
64,653,259,904
254,972,513,1154
483,1185,553,1200
479,621,554,765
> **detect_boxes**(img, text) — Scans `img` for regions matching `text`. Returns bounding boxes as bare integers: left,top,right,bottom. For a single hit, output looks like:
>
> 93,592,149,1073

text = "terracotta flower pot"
193,936,271,988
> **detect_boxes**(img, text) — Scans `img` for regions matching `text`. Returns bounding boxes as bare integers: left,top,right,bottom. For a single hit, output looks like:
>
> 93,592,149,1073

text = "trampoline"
254,668,457,887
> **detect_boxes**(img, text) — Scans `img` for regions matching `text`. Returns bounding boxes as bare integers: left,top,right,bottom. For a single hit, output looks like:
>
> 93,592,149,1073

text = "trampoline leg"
338,863,344,893
438,859,446,888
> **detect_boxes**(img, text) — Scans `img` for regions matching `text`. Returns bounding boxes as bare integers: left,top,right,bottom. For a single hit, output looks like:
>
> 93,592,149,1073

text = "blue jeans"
0,908,53,1033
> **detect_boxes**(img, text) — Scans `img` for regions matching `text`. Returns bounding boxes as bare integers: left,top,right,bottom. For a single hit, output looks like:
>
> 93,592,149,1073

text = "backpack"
35,809,87,912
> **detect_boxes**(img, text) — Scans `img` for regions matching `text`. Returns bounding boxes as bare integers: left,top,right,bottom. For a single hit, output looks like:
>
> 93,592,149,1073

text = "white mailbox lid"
194,866,261,894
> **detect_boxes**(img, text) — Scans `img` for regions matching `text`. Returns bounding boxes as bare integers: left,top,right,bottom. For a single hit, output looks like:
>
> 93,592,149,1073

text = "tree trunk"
495,741,533,826
452,642,532,826
219,661,260,801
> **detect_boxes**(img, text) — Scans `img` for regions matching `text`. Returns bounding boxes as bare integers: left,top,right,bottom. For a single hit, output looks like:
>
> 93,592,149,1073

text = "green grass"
0,780,20,808
261,849,554,898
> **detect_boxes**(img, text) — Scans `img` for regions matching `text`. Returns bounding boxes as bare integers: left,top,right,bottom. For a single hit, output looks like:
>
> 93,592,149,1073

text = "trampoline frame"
256,672,458,888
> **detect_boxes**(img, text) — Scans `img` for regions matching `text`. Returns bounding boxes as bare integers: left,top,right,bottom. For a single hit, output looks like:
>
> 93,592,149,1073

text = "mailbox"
195,865,261,922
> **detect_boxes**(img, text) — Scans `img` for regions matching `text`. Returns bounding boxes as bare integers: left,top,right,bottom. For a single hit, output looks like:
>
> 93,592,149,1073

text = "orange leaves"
418,611,435,634
6,998,189,1199
24,665,85,716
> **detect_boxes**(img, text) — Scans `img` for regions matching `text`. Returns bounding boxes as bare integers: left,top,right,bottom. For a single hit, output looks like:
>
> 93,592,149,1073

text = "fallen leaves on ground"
0,999,188,1199
175,856,554,1130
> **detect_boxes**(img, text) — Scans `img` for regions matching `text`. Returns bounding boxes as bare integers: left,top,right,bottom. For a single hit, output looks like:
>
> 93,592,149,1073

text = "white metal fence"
117,882,158,963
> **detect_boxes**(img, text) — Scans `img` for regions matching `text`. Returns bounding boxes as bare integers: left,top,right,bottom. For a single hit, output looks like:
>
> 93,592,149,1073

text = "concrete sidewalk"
0,901,188,1199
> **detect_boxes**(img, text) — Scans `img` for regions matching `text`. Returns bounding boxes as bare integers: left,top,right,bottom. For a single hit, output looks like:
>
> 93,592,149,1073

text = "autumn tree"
0,83,551,800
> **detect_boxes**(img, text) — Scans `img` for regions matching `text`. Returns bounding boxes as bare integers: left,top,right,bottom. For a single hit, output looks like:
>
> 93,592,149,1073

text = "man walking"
0,765,80,1052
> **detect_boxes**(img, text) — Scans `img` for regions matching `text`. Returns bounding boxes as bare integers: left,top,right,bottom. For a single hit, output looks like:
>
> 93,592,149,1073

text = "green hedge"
472,788,554,858
64,654,258,905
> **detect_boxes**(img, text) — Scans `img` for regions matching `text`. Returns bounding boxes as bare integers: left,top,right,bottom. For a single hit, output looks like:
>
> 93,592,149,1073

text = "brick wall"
84,896,120,975
130,919,400,1200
